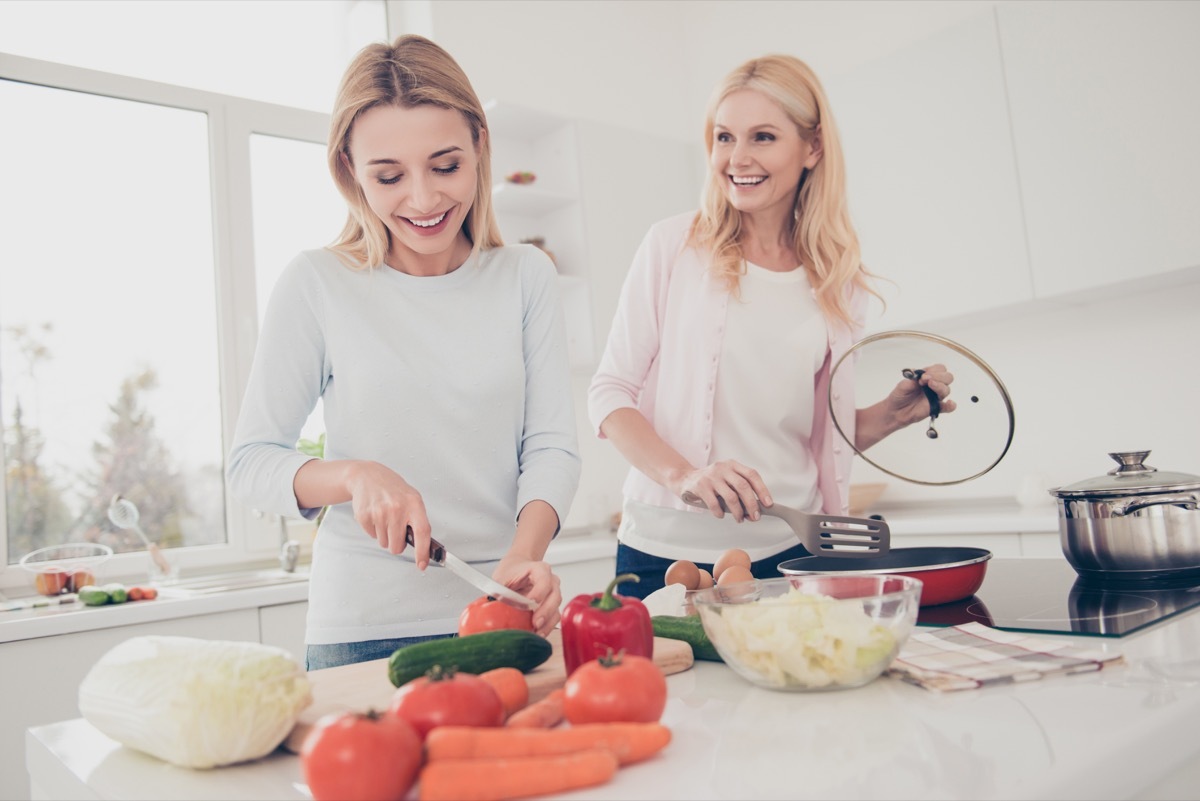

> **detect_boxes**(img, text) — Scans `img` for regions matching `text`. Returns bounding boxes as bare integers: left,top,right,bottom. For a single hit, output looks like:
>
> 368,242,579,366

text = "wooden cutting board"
283,630,694,753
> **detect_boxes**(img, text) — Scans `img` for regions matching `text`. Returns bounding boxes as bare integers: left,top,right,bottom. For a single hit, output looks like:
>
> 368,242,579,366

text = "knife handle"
403,526,446,564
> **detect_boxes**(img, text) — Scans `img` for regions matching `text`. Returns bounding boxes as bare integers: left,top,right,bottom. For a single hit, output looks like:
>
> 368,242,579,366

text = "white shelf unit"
485,99,596,371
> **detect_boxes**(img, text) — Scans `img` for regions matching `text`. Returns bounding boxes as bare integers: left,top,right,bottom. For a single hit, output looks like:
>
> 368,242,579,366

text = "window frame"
0,51,333,586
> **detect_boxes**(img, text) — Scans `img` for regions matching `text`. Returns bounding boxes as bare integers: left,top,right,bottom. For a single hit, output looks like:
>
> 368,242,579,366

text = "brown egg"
712,548,752,581
664,559,701,590
695,568,715,589
717,564,755,585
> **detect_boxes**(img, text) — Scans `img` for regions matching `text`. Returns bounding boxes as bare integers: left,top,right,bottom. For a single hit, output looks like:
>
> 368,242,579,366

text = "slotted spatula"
682,491,890,557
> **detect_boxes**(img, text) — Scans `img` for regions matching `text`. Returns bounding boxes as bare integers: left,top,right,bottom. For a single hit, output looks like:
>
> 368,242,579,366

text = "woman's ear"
477,126,488,155
804,127,824,169
339,149,354,175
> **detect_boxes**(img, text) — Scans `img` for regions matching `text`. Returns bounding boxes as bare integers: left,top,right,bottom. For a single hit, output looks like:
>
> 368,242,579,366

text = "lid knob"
1107,451,1157,476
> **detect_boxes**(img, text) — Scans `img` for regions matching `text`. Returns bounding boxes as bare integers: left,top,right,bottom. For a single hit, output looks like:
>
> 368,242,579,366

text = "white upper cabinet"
997,1,1200,298
826,9,1032,330
485,100,596,370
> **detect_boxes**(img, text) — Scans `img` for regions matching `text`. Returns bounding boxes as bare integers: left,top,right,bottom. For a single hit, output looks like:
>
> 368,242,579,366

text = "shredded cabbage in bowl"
697,587,901,690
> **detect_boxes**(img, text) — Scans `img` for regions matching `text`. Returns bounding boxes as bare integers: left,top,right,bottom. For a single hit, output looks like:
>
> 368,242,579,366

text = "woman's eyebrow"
366,145,463,167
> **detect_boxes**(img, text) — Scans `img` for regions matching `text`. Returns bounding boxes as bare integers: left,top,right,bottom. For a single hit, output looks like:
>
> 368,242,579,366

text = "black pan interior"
778,546,992,574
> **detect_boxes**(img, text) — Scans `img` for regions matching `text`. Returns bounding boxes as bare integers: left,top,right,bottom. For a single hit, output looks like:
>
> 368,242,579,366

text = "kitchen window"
0,1,385,587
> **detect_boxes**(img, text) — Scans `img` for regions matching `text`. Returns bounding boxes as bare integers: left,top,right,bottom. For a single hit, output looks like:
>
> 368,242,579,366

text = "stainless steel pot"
1049,451,1200,583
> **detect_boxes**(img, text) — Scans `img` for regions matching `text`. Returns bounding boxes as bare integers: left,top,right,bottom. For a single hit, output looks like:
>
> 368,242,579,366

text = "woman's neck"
386,233,473,276
738,209,798,272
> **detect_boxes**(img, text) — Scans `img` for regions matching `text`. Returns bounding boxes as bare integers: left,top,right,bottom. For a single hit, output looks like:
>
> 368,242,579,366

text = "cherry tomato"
389,666,505,739
300,709,421,801
458,595,536,636
564,651,667,724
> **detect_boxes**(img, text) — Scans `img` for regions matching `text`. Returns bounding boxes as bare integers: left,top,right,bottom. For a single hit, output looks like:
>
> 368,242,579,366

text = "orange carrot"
426,722,672,766
504,688,564,729
478,667,529,717
417,750,618,801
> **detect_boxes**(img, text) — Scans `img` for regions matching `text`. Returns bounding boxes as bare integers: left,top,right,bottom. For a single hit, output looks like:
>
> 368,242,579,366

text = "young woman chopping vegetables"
588,54,954,598
226,35,580,669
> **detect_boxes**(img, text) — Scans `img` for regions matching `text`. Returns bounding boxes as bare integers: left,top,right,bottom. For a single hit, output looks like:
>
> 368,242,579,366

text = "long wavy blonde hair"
327,35,502,269
690,54,878,327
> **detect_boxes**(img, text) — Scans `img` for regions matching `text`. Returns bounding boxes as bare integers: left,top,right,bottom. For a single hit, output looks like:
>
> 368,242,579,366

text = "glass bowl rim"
19,543,115,573
689,573,923,606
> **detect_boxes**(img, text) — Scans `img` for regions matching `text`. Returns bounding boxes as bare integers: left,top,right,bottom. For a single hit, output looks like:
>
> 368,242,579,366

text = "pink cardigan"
587,212,866,516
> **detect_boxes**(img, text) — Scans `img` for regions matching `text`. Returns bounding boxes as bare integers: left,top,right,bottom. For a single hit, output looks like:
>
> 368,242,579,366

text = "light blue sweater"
227,245,581,644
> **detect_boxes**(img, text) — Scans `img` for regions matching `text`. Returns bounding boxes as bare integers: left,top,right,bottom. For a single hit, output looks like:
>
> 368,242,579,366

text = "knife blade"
405,528,539,611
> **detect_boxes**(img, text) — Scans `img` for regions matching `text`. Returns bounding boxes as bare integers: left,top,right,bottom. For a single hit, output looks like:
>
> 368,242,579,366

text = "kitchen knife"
404,528,539,611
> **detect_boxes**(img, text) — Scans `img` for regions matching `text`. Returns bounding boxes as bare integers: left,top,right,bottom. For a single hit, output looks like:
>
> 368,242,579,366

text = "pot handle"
1111,494,1199,516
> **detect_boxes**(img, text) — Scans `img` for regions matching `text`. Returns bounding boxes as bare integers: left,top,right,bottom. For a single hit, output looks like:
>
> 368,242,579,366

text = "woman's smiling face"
710,88,821,222
346,103,479,272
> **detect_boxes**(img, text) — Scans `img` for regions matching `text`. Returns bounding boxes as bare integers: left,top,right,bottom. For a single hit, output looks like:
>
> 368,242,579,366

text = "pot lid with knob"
1049,451,1200,499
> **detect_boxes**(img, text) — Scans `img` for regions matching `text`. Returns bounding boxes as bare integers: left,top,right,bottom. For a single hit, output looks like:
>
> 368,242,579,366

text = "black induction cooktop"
916,558,1200,638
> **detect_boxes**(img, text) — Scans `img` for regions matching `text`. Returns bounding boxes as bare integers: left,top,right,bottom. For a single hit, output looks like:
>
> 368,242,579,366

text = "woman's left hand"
884,363,956,429
491,556,562,637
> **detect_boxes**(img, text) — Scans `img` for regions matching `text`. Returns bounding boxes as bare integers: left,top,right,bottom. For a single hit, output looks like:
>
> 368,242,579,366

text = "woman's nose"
408,173,439,213
730,140,752,167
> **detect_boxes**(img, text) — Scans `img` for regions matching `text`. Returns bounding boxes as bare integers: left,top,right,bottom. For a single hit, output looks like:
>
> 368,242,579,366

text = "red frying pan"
777,547,993,607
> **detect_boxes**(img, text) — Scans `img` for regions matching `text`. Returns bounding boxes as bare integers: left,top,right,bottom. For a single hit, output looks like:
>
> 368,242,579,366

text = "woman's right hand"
343,461,434,569
673,460,773,522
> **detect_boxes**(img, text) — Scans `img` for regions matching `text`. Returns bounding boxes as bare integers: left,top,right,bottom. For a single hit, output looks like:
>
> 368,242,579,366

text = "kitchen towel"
888,622,1124,691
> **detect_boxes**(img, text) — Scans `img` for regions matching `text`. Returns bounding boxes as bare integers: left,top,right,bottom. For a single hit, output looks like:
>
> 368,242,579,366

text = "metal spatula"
682,492,890,557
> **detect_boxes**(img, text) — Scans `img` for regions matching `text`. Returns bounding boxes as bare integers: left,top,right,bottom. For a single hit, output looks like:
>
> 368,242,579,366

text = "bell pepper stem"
593,573,640,612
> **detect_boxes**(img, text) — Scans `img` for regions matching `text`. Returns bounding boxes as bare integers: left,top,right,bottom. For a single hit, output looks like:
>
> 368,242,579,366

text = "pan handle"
1111,494,1199,516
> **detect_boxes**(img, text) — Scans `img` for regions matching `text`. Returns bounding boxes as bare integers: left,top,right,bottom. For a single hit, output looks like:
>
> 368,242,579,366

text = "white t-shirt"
619,261,828,563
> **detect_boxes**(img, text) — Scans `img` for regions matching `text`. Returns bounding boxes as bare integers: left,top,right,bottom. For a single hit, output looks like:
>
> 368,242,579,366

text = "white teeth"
731,176,766,185
407,211,447,228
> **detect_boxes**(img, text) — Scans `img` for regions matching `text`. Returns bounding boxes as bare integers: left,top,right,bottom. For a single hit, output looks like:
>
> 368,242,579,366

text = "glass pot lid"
830,330,1015,485
1050,451,1200,498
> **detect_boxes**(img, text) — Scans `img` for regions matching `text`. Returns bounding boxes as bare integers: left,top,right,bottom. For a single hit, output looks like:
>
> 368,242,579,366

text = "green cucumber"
77,585,111,606
387,629,552,687
652,615,724,662
102,583,129,604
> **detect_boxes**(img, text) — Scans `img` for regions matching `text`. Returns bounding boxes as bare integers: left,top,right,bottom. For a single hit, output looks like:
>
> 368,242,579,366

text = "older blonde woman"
228,35,579,668
589,54,952,598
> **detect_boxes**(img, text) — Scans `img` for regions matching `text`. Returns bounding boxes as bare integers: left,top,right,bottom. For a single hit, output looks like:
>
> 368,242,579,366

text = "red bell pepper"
560,573,654,676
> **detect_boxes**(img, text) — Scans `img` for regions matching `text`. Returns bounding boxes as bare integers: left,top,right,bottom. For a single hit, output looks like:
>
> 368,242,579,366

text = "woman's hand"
886,363,956,428
672,460,773,522
342,461,435,569
855,363,957,451
492,555,562,636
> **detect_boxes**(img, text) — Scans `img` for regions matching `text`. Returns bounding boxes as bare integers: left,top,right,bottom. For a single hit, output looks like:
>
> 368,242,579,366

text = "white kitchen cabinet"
996,1,1200,299
258,601,308,664
1,608,259,801
825,8,1031,330
485,100,596,370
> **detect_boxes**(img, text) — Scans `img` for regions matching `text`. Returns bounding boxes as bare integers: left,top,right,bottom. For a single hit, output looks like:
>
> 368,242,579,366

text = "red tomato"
127,586,145,601
563,652,667,724
458,595,535,636
389,666,505,739
300,709,421,801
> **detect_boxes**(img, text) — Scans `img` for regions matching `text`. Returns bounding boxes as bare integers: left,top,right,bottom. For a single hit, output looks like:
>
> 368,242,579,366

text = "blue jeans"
306,633,456,671
614,542,814,600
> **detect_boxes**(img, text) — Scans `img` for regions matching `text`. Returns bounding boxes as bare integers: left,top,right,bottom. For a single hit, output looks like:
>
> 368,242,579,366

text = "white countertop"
25,588,1200,801
870,499,1060,536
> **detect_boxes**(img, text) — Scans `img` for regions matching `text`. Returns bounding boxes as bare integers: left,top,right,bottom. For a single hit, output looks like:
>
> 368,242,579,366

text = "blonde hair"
327,34,502,269
690,54,878,327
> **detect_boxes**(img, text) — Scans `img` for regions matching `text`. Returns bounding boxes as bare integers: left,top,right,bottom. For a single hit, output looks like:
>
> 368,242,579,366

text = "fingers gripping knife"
403,527,539,610
682,492,890,557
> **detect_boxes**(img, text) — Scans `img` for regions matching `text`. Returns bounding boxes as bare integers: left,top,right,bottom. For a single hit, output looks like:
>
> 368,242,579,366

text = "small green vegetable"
651,615,723,662
103,583,129,604
78,586,111,606
387,629,552,687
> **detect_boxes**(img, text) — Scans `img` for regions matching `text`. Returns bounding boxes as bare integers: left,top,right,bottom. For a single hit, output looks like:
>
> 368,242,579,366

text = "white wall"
410,0,1200,519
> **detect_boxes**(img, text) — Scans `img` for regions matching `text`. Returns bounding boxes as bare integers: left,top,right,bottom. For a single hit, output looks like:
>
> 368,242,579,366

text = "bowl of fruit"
20,543,114,596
